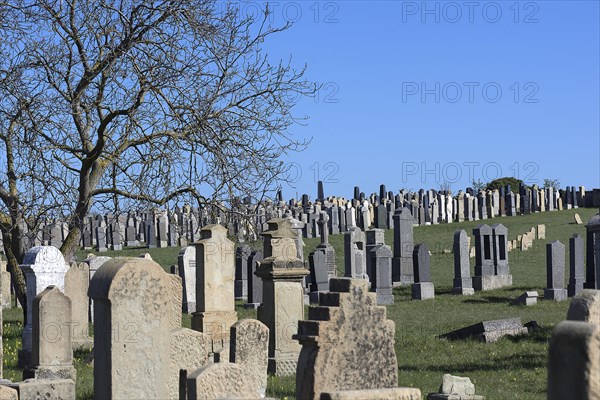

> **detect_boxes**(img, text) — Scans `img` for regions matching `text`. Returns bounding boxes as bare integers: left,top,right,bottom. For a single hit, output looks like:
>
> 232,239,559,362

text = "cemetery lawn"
2,208,596,399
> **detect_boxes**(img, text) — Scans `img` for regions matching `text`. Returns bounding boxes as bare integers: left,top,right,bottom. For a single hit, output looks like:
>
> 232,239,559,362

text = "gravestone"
365,229,385,280
245,250,263,308
575,213,583,225
412,243,435,300
191,224,238,357
24,286,76,382
309,246,329,303
545,240,568,301
229,319,269,397
427,374,485,400
19,246,69,368
537,224,546,239
235,245,251,300
186,363,257,400
510,291,539,306
548,319,600,399
343,227,367,280
317,212,336,279
452,230,474,295
392,207,414,286
440,318,528,343
472,224,512,291
568,234,585,297
0,261,11,308
585,213,600,289
370,244,394,305
255,218,308,376
295,278,398,400
64,263,92,350
177,246,197,313
89,257,209,399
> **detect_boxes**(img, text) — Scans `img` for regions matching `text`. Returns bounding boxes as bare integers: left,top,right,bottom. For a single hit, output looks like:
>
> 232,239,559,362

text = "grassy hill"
3,207,597,399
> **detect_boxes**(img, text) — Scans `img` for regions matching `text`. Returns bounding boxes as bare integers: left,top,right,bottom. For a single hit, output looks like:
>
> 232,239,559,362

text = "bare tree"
0,0,314,309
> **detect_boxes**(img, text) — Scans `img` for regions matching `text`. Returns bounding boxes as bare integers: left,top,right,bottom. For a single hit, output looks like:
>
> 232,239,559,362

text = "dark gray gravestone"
544,240,567,301
491,224,509,276
369,244,394,305
235,245,251,300
568,234,585,297
473,224,494,276
411,243,434,300
452,230,474,295
245,250,263,309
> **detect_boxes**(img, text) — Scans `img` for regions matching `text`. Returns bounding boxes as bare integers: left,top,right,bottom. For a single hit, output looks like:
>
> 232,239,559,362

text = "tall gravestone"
19,246,69,368
177,246,197,313
89,257,209,399
392,207,414,286
343,227,367,280
235,245,251,301
472,224,512,291
412,243,435,300
568,234,585,297
245,250,264,308
585,213,600,289
24,286,76,382
370,244,394,305
545,240,568,301
452,230,474,295
294,278,398,400
255,218,308,376
191,224,238,358
64,262,92,350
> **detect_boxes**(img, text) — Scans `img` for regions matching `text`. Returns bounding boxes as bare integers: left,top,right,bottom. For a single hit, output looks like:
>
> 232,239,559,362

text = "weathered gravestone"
24,286,76,382
370,244,394,305
410,243,434,301
191,224,238,359
256,218,308,376
0,260,11,308
186,363,257,400
392,207,414,286
427,374,485,400
64,263,92,350
548,290,600,399
452,230,474,295
229,319,269,398
545,240,568,301
89,257,209,399
177,246,196,313
343,227,367,280
19,246,69,368
294,278,398,400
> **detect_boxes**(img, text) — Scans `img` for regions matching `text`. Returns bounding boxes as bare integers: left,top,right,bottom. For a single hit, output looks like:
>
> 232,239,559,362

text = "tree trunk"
60,225,82,263
2,228,27,319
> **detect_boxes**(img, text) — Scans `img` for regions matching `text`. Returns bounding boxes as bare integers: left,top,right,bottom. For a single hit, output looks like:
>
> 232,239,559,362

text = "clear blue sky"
255,0,600,199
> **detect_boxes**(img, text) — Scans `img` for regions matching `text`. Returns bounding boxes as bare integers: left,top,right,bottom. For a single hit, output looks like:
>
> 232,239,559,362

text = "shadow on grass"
400,352,546,373
462,296,512,305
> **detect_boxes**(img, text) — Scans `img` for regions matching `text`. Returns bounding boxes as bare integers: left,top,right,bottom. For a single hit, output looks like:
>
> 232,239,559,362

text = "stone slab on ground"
439,318,527,343
320,388,422,400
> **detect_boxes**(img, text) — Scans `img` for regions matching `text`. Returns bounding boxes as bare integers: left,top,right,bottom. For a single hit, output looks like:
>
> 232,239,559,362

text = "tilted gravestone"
294,278,398,400
452,230,474,295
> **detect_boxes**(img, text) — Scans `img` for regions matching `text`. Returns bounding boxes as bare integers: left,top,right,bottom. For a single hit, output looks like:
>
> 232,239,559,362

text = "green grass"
3,208,597,399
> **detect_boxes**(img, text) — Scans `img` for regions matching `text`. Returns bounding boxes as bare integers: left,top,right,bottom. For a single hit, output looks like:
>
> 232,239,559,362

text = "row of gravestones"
1,216,424,399
6,182,598,254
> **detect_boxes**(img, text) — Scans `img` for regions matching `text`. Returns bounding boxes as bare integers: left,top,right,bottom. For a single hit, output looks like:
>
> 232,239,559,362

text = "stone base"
376,289,394,305
567,281,584,297
322,387,422,400
451,287,475,296
544,288,568,301
267,357,297,377
427,394,485,400
412,282,435,300
23,365,77,382
472,275,512,291
126,241,140,246
243,302,261,309
111,245,123,251
7,379,75,400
